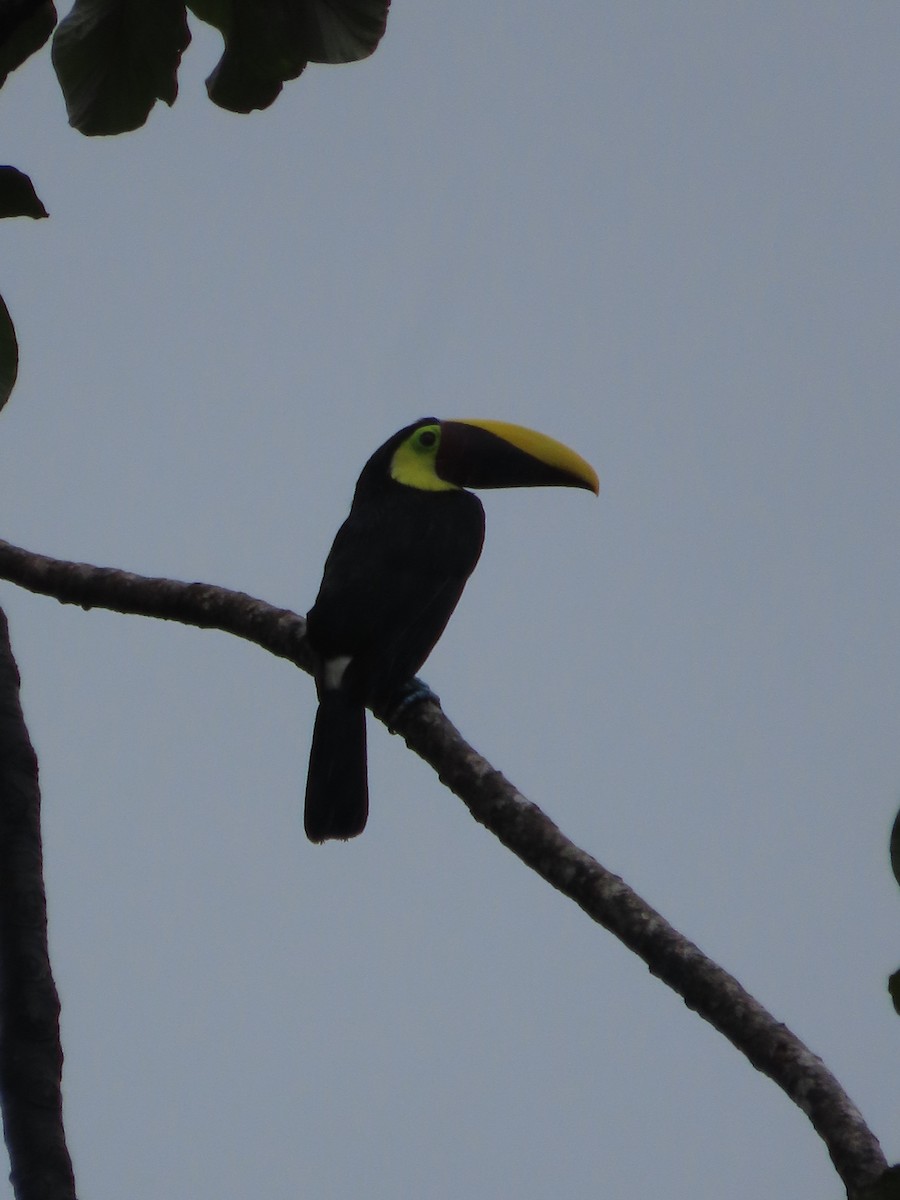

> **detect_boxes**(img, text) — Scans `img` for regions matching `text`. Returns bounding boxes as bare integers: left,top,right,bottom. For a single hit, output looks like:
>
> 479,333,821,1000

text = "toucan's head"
372,417,599,496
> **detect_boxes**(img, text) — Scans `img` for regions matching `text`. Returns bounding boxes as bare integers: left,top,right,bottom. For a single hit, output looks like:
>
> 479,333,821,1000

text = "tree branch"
390,699,889,1194
0,606,76,1200
0,537,314,669
0,537,889,1195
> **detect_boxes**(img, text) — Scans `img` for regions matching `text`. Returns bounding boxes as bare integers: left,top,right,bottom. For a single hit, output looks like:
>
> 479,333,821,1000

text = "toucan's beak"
436,419,599,495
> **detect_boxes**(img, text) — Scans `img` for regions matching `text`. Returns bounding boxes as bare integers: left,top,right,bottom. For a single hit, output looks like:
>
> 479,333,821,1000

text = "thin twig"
0,537,890,1195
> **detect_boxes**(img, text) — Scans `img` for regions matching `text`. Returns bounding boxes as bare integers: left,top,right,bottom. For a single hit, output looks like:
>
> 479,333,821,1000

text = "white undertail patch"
322,655,352,690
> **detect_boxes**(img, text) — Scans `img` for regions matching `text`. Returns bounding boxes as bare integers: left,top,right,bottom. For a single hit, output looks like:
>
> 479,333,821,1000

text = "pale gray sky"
1,4,899,1197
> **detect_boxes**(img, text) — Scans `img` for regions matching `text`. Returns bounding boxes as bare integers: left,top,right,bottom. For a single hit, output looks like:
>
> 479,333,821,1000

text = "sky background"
1,3,899,1197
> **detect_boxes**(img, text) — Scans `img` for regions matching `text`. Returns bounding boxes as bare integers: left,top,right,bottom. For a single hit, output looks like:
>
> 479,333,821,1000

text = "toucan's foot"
385,677,440,732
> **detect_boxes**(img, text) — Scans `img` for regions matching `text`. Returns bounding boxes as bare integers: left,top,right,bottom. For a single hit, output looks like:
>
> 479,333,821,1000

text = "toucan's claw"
385,676,441,732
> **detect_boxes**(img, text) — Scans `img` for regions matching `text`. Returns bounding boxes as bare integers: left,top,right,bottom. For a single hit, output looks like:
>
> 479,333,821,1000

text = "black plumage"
303,415,598,843
304,420,484,842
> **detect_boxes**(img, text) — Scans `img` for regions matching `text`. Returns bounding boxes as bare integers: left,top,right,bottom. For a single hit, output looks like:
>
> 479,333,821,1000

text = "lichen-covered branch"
388,698,888,1194
0,537,889,1195
0,536,313,670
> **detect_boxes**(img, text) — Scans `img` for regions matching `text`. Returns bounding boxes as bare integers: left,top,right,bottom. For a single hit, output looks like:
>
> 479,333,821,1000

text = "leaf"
890,806,900,890
51,0,191,135
188,0,390,115
0,294,18,413
890,970,900,1016
0,0,57,89
0,167,49,219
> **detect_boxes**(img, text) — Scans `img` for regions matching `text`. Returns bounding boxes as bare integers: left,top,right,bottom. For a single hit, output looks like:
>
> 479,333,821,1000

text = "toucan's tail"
304,691,368,842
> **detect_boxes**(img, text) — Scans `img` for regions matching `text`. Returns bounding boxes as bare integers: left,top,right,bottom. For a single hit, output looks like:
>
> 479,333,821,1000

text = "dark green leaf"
188,0,389,114
890,806,900,889
0,294,18,413
890,970,900,1015
51,0,191,136
0,0,57,89
0,166,48,219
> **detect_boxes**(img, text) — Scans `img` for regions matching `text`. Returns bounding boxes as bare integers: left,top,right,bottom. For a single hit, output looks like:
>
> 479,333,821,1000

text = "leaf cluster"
0,0,390,410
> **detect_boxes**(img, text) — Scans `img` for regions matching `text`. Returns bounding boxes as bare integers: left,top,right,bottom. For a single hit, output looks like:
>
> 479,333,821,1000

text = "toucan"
303,417,599,843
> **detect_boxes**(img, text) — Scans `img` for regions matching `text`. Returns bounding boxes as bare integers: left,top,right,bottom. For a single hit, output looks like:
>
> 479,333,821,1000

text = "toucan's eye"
390,424,454,490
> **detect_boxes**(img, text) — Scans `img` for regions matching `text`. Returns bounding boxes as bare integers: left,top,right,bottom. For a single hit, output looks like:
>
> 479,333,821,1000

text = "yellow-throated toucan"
304,417,599,843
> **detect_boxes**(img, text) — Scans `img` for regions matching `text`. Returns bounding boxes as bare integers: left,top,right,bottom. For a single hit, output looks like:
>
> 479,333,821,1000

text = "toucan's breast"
307,483,485,706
